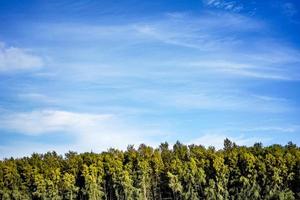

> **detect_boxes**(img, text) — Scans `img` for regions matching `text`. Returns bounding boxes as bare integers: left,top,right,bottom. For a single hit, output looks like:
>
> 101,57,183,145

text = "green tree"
62,172,78,200
82,163,104,200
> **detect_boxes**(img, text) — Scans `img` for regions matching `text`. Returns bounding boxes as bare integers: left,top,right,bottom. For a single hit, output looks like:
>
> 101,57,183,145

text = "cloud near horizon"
0,109,167,158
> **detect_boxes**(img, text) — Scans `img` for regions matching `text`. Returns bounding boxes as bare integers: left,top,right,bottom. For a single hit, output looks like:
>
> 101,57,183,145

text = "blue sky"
0,0,300,158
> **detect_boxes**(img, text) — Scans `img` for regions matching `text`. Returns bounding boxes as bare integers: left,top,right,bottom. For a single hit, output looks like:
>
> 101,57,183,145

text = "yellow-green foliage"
0,140,299,200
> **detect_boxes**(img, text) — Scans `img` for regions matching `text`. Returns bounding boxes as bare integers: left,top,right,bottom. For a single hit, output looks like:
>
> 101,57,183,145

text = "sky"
0,0,300,158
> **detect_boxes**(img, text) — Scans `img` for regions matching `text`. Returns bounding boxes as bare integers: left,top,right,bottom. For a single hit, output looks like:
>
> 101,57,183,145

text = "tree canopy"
0,140,299,200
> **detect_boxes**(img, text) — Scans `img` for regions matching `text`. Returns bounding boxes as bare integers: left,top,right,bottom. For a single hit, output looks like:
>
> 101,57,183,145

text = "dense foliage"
1,140,300,200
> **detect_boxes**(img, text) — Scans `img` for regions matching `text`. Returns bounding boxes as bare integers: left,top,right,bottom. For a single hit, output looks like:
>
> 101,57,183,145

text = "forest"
0,140,300,200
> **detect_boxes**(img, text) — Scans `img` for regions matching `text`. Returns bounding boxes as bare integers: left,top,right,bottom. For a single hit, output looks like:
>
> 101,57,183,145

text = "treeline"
1,140,300,200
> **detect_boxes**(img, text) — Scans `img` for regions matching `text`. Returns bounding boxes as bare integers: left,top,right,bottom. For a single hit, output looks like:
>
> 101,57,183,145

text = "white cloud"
0,109,166,158
0,42,43,72
0,110,112,135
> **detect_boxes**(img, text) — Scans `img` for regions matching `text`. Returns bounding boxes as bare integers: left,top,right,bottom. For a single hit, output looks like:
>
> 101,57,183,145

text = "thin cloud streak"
162,91,291,113
202,0,244,12
31,12,300,81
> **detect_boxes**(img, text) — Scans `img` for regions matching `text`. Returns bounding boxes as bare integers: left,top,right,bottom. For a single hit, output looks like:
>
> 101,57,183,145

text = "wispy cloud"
133,12,262,50
203,0,243,12
11,12,297,115
0,109,166,157
132,15,300,81
0,110,112,136
35,12,262,50
33,12,300,82
187,55,300,81
0,42,44,72
1,108,291,158
160,90,291,113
